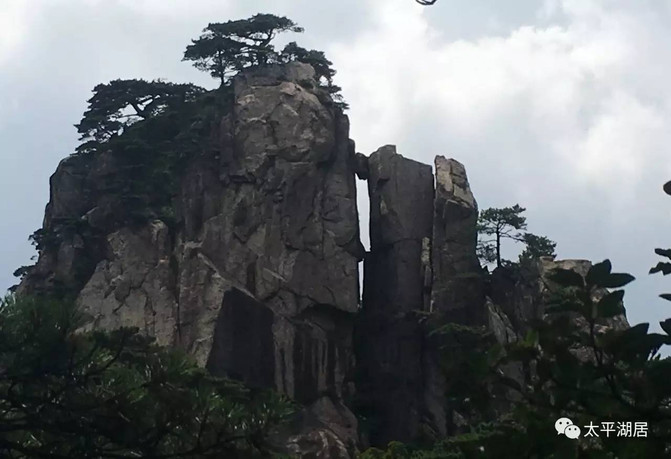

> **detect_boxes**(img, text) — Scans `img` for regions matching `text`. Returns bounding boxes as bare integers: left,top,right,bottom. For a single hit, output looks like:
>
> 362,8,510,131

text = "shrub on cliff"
477,204,556,268
56,14,345,235
74,79,206,155
0,295,293,458
279,42,348,109
362,253,671,458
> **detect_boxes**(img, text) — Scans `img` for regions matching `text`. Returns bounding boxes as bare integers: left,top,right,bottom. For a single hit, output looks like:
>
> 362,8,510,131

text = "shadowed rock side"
16,151,124,298
484,257,631,418
354,152,490,444
355,145,434,446
424,156,486,437
488,257,629,342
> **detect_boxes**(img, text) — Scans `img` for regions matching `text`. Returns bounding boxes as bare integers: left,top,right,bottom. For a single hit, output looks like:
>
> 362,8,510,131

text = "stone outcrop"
77,221,177,345
354,145,434,445
484,257,630,415
17,151,121,297
353,148,488,443
21,62,363,457
431,156,485,323
19,61,632,457
488,257,630,339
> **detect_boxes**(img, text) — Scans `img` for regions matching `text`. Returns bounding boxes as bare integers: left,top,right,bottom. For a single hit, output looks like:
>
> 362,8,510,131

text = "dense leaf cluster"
0,295,293,458
182,14,346,107
183,14,303,84
363,254,671,458
75,79,206,154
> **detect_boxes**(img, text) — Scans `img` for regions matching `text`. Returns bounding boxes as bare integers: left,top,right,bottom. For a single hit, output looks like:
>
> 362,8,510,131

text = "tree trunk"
496,230,501,268
217,51,225,87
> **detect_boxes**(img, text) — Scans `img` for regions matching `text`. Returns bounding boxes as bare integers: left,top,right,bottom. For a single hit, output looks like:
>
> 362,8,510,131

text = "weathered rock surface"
17,151,123,297
355,145,434,446
485,257,630,414
424,156,486,438
19,61,633,457
21,62,363,457
431,156,485,323
364,145,434,318
178,62,363,455
488,257,630,337
77,221,177,346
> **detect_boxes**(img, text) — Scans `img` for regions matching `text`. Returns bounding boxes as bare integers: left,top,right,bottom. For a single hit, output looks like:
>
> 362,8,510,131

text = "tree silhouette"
518,233,557,264
477,204,527,268
0,295,293,457
75,79,204,154
183,14,303,86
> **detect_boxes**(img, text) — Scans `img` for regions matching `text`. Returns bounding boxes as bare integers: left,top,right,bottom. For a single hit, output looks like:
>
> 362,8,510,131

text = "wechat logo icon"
555,417,581,439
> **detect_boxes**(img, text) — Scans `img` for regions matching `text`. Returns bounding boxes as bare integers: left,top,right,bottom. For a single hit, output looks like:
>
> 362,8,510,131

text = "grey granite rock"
18,60,634,457
356,145,434,445
21,62,362,457
431,156,485,324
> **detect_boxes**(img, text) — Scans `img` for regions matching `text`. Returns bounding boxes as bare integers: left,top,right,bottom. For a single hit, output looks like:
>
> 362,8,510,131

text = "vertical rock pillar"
430,156,484,322
424,156,485,435
355,145,434,445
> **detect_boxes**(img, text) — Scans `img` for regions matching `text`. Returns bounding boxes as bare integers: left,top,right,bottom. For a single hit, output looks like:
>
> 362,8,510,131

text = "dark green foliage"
428,322,500,423
182,15,346,107
75,79,205,154
478,205,556,269
28,217,98,257
11,266,32,280
69,82,232,234
280,42,348,109
364,256,671,457
518,233,556,264
650,248,671,283
477,205,527,267
0,295,293,457
28,227,60,252
183,14,303,85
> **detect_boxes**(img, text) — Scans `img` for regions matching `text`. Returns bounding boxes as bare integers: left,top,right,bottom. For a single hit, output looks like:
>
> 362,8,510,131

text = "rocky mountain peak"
18,62,629,457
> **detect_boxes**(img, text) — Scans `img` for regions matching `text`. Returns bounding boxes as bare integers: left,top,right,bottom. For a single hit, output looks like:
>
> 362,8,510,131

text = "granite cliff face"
19,62,628,457
21,63,362,456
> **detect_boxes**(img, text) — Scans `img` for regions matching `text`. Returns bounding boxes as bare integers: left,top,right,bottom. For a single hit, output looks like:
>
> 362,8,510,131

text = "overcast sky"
2,0,671,335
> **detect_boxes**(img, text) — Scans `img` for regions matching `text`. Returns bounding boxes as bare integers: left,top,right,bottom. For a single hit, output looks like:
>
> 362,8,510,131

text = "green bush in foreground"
362,254,671,458
0,295,293,458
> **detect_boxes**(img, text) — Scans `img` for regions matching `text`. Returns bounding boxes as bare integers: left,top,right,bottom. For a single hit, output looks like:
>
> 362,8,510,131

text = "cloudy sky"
2,0,671,334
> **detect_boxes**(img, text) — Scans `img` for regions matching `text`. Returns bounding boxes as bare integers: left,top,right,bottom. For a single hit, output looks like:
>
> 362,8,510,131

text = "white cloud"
0,0,29,65
327,0,671,330
573,91,664,185
331,0,667,191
